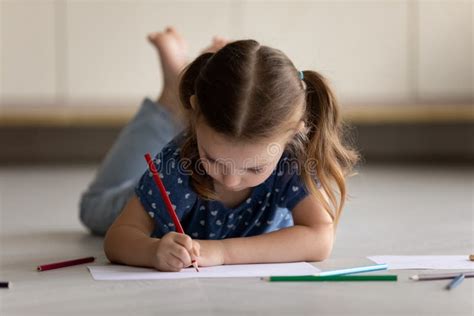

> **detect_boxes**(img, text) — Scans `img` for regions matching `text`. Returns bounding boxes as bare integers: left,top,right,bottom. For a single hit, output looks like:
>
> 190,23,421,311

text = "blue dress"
135,132,313,239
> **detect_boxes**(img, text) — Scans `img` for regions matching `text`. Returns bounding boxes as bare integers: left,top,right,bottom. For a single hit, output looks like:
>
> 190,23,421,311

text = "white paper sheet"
88,262,320,280
367,255,474,270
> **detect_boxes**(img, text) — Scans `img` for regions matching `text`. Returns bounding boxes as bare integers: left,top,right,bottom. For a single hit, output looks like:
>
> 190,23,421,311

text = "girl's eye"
249,168,263,174
205,156,216,164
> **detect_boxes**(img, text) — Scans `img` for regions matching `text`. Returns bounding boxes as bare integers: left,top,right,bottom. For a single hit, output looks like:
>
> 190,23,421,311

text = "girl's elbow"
319,243,334,261
308,243,333,262
103,229,119,263
308,231,334,262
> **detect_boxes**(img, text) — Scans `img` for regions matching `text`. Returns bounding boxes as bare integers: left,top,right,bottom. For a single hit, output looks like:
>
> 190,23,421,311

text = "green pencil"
265,275,398,282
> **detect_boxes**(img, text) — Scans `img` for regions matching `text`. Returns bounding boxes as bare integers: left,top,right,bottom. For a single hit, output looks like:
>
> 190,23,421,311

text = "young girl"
80,27,358,272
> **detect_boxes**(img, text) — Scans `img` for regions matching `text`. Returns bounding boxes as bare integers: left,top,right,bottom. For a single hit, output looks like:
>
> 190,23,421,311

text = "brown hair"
178,40,359,225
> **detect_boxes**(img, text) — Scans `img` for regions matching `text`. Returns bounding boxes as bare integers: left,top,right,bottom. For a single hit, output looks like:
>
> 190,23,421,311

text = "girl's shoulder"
269,150,320,210
159,132,185,157
147,131,192,188
273,150,301,179
274,149,320,184
135,131,197,235
154,131,190,168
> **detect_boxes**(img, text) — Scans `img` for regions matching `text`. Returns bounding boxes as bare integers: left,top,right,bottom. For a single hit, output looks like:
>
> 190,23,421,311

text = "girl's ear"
190,95,198,110
286,120,308,145
297,120,307,135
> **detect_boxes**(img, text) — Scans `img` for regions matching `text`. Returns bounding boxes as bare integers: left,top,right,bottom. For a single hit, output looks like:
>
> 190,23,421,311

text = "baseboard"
1,122,472,165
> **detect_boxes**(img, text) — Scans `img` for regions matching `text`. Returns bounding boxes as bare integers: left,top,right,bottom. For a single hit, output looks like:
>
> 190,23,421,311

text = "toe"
167,26,181,37
212,36,228,49
147,32,158,42
170,27,185,43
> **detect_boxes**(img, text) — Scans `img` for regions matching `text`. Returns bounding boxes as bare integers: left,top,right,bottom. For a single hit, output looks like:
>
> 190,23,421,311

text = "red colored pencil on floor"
37,256,95,271
145,153,199,272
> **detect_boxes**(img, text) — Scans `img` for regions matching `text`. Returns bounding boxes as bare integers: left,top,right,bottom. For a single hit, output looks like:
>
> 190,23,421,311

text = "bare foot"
148,27,229,115
148,27,189,114
201,36,229,54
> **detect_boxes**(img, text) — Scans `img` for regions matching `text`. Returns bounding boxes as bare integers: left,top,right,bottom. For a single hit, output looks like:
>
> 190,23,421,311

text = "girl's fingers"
192,241,201,258
173,234,193,251
170,245,192,267
165,256,183,272
189,242,200,270
168,234,199,268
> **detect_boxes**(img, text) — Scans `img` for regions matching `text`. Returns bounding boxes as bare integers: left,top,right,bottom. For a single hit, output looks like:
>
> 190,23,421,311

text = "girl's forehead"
195,120,286,162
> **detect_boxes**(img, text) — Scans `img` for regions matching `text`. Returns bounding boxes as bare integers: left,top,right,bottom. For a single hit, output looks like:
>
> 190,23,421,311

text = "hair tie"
298,70,304,80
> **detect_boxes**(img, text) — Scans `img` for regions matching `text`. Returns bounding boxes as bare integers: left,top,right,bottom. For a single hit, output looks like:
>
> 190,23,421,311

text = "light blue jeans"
79,98,183,235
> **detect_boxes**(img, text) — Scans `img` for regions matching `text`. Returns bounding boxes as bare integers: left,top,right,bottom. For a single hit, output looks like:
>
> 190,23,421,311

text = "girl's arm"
105,193,334,268
104,195,199,271
104,195,158,268
218,193,335,264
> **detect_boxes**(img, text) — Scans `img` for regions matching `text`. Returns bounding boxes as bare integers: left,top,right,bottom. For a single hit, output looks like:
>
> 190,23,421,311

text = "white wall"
1,0,472,107
1,0,57,103
417,0,473,101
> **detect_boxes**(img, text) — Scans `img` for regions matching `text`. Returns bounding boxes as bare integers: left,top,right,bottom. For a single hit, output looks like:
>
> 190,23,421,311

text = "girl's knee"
79,186,134,236
79,193,114,236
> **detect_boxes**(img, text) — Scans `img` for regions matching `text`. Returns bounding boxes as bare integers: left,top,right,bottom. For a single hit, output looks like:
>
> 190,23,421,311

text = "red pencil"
37,256,95,271
145,153,199,272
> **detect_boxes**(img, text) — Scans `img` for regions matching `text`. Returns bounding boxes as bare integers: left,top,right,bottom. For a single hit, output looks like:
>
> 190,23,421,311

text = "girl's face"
195,120,288,192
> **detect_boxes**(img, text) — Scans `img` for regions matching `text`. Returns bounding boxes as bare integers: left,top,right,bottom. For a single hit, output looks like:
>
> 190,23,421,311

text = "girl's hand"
151,232,200,272
194,239,226,267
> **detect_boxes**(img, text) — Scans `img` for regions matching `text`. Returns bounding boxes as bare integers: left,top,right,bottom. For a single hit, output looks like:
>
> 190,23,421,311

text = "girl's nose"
222,173,240,189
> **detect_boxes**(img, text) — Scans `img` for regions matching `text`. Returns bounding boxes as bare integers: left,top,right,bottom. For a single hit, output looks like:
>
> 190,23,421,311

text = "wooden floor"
0,164,473,315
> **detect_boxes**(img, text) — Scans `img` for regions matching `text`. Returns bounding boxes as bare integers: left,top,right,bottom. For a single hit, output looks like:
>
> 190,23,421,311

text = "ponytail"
178,52,218,200
300,70,359,226
179,52,214,111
